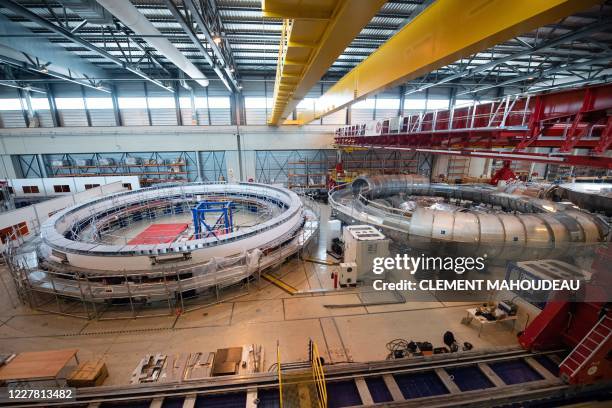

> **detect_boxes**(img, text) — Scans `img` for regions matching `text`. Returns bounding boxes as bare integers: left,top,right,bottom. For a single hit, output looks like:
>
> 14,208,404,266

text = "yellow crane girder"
263,0,386,126
296,0,602,124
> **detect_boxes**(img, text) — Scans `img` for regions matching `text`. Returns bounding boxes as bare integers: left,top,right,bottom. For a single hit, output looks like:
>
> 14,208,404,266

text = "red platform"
334,84,612,168
127,223,189,245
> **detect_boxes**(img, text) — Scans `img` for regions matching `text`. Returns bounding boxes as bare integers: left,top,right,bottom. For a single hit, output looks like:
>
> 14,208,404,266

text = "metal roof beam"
182,0,240,92
163,0,232,92
0,0,174,92
405,18,611,96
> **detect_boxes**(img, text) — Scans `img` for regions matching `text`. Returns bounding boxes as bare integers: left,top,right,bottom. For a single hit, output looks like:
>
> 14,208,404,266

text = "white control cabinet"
342,225,390,281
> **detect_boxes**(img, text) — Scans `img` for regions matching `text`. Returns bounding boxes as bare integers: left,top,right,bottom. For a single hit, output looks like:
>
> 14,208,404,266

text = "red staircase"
559,314,612,384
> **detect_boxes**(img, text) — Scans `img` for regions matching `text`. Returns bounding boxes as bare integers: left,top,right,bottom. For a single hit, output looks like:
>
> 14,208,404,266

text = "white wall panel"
89,109,116,126
59,110,88,127
0,111,26,128
321,108,345,125
150,108,178,126
121,109,150,126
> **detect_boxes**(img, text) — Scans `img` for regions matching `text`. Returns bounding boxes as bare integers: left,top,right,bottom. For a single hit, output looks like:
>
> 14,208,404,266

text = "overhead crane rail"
334,84,612,168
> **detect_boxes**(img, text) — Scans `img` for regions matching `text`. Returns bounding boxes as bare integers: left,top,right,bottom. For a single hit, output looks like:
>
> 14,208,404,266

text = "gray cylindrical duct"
96,0,209,88
332,175,608,261
352,174,429,197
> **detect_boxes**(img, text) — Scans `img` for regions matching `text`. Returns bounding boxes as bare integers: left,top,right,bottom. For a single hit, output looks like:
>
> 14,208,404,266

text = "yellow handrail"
311,341,327,408
277,341,283,408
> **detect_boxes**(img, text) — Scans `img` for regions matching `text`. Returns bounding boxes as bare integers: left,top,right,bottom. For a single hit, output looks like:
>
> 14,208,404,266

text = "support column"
110,84,122,126
194,150,203,181
18,88,38,127
45,84,61,127
144,82,153,126
80,86,92,127
398,85,406,117
174,88,183,126
36,154,48,178
345,104,352,125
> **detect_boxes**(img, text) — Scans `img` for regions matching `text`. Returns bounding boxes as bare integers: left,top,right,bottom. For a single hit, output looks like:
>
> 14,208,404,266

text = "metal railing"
3,192,320,319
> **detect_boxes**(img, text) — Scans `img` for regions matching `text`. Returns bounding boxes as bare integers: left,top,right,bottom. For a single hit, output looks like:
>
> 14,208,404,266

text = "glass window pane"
148,97,175,109
179,97,192,109
86,98,113,109
404,99,427,110
55,97,85,110
353,98,375,109
118,97,147,109
193,97,208,109
0,98,22,110
297,98,316,109
376,99,400,109
426,99,448,110
208,97,230,109
31,98,50,110
244,97,271,109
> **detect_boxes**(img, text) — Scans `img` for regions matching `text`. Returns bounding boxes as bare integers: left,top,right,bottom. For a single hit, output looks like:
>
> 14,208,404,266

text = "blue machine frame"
191,201,234,239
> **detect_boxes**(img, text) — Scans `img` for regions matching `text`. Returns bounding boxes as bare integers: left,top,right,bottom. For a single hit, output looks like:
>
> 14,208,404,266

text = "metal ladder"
559,314,611,381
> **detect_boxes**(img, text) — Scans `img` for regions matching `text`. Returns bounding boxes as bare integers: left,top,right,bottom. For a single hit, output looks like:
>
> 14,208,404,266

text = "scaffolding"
2,187,320,320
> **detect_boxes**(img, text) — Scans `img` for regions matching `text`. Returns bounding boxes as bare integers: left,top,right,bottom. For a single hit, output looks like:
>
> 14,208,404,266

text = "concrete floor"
0,204,521,386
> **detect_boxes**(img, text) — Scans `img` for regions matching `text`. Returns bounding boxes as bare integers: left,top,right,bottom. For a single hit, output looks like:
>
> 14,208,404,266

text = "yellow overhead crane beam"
263,0,386,126
296,0,602,124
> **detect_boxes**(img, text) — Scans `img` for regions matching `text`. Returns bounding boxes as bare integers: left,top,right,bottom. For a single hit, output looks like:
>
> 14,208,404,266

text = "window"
86,98,113,109
352,98,376,109
208,97,230,109
297,98,316,110
53,185,71,193
179,97,193,109
22,185,40,194
118,97,147,109
376,99,400,109
404,99,427,110
55,98,85,110
245,97,272,109
84,184,100,190
0,99,23,111
122,183,132,191
148,97,175,109
31,98,50,110
193,97,208,109
426,99,449,110
454,99,474,108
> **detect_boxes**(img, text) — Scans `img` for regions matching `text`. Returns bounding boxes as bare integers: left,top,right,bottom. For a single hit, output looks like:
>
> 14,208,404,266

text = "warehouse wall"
0,124,336,180
0,80,504,181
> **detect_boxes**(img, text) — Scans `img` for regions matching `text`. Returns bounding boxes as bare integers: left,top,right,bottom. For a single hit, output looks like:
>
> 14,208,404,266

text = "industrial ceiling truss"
0,0,608,108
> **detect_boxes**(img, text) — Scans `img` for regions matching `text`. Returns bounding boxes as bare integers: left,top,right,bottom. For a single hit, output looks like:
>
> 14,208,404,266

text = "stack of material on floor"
211,347,243,376
67,359,108,387
130,354,167,384
163,352,215,382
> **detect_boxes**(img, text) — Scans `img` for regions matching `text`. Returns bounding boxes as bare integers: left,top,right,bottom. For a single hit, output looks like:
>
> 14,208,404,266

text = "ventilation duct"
57,0,112,25
95,0,209,88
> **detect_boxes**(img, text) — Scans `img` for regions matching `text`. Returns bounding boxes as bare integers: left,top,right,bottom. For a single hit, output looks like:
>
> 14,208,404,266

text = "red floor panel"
127,223,189,245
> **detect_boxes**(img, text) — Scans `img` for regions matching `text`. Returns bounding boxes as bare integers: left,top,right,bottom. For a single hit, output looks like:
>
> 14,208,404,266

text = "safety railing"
335,95,533,137
310,339,327,408
4,192,320,318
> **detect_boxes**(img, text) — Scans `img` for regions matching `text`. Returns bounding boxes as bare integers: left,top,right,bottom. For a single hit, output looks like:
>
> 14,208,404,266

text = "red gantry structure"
334,84,612,169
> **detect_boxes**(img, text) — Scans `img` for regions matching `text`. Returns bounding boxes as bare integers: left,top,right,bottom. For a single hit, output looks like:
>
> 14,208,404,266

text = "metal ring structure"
15,182,318,305
331,175,608,260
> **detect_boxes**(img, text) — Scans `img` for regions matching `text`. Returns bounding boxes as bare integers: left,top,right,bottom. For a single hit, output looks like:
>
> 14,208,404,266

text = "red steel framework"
334,84,612,169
